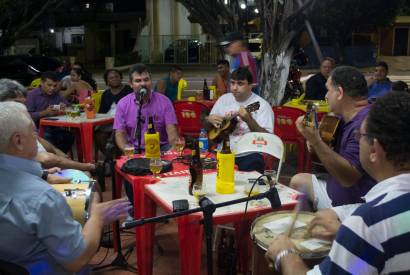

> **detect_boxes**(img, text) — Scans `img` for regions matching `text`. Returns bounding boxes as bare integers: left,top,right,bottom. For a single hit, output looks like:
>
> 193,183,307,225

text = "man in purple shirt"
290,66,376,209
113,63,178,153
113,64,179,213
26,71,74,153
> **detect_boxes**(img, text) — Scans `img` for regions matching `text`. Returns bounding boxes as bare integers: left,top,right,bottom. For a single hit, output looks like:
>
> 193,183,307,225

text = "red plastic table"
143,172,301,275
39,113,114,163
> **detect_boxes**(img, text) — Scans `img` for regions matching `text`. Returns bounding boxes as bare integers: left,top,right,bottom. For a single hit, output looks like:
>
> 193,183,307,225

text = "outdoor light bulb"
85,3,90,8
224,0,228,4
254,8,259,13
240,3,246,9
49,28,55,33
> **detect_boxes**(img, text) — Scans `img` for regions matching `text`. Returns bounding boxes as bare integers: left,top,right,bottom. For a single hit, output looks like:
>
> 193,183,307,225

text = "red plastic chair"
272,106,307,172
173,101,210,137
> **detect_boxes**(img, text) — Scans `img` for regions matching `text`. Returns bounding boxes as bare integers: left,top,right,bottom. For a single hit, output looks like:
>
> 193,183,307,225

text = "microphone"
138,87,148,102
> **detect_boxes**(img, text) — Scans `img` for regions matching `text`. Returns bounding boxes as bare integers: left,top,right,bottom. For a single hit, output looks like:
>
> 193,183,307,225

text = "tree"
0,0,69,52
176,0,243,55
310,0,403,62
256,0,315,105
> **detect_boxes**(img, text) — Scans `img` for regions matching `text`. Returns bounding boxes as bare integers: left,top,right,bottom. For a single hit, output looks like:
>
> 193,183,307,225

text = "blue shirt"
309,173,410,274
368,80,392,100
0,154,85,275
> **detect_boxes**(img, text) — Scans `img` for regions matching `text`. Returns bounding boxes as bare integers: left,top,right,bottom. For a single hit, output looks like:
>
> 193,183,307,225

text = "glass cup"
149,157,163,179
174,136,185,159
192,183,207,205
264,169,277,187
244,179,260,196
123,145,135,159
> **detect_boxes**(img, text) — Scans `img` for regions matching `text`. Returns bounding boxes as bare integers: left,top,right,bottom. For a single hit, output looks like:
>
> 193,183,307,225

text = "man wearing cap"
220,32,258,93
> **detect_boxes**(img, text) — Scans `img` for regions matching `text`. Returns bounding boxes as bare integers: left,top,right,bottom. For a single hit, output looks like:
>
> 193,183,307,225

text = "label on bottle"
144,132,160,158
199,137,208,152
216,151,235,194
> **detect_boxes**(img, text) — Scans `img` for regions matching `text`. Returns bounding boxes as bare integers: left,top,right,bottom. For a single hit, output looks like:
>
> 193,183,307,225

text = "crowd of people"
0,35,410,274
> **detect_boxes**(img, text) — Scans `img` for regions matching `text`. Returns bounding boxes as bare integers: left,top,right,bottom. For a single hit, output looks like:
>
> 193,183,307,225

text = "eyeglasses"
354,129,370,142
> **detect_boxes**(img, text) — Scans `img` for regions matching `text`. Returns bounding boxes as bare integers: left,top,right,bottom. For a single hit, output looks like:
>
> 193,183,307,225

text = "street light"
240,3,246,9
254,8,259,13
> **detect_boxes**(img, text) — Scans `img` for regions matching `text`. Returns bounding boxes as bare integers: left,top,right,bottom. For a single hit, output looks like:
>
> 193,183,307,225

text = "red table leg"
139,191,156,275
178,215,203,275
81,123,94,163
39,124,45,137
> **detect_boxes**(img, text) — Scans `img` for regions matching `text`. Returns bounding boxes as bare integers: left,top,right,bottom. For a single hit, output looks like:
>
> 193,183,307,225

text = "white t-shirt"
37,140,46,153
210,92,274,153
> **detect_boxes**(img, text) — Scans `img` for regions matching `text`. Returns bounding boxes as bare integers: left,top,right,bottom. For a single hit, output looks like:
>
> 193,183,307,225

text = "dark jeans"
235,153,265,174
43,127,75,153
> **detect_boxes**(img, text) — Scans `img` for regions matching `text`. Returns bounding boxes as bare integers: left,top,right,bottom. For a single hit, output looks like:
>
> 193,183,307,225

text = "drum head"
251,211,331,259
57,169,90,183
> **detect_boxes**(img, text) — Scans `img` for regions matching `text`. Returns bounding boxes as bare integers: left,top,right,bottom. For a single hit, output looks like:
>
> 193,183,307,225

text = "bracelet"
41,170,49,181
274,248,298,272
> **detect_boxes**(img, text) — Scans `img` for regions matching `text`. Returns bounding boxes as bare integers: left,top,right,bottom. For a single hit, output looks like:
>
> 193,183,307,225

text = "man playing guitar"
204,67,274,173
290,66,376,210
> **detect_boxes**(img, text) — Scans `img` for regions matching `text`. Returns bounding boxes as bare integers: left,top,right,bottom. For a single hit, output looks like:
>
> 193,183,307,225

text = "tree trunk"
260,47,293,106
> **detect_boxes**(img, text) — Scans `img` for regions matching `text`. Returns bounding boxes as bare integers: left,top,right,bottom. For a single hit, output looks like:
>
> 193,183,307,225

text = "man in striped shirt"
265,91,410,274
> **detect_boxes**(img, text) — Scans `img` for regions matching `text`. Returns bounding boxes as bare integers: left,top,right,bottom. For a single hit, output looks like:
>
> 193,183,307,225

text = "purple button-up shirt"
113,91,177,149
327,105,377,206
26,88,69,123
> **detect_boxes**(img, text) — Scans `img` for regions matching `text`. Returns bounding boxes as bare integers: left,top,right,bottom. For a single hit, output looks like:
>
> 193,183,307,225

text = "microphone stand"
135,91,144,154
93,151,137,272
122,188,281,275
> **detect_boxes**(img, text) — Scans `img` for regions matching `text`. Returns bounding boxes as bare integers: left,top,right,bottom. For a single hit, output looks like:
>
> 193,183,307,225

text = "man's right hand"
206,114,224,129
307,209,341,241
90,198,132,226
42,106,60,117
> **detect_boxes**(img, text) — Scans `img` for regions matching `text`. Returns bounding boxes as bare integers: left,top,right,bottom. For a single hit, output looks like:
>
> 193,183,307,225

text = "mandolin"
208,101,260,143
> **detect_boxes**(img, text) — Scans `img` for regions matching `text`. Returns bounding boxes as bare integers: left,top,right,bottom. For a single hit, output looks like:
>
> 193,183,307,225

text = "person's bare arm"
115,130,129,153
166,124,179,147
265,235,309,275
157,80,166,94
62,198,131,272
295,116,362,187
238,106,268,133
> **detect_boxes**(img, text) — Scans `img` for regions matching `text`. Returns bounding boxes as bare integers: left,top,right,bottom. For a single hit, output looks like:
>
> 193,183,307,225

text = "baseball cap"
219,32,245,46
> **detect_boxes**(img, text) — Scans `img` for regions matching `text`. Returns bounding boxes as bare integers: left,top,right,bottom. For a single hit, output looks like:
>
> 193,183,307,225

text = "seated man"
290,66,376,210
156,65,183,102
305,57,335,100
0,78,96,175
212,59,230,98
204,67,274,173
367,61,392,101
114,63,179,208
26,71,75,153
266,91,410,274
95,69,132,157
0,101,131,274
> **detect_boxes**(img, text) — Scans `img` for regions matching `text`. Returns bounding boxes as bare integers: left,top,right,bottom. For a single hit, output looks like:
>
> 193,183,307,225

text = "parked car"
0,55,61,86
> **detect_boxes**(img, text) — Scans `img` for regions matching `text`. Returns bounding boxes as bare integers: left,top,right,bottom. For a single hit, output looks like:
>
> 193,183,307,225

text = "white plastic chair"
234,132,284,180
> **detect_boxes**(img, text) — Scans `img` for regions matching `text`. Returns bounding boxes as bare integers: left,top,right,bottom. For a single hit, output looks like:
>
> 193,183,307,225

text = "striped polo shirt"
308,173,410,274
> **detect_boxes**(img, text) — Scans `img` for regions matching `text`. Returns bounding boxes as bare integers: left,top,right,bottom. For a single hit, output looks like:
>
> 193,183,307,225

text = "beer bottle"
202,78,210,100
189,139,203,195
216,136,235,194
144,116,160,158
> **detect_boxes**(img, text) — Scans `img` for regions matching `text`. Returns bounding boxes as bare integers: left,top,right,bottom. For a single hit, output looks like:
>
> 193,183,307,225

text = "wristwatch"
274,248,298,272
41,170,49,180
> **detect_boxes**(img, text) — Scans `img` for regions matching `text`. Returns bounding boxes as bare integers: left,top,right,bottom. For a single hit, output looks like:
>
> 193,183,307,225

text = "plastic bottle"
144,116,160,158
198,128,208,152
216,136,235,194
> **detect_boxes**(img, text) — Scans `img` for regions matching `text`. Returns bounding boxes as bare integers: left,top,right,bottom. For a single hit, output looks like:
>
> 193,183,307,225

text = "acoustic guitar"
303,102,341,165
208,101,260,143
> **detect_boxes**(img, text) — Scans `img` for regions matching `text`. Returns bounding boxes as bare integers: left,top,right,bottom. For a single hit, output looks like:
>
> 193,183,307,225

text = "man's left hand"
265,235,296,266
238,106,252,123
295,116,322,145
